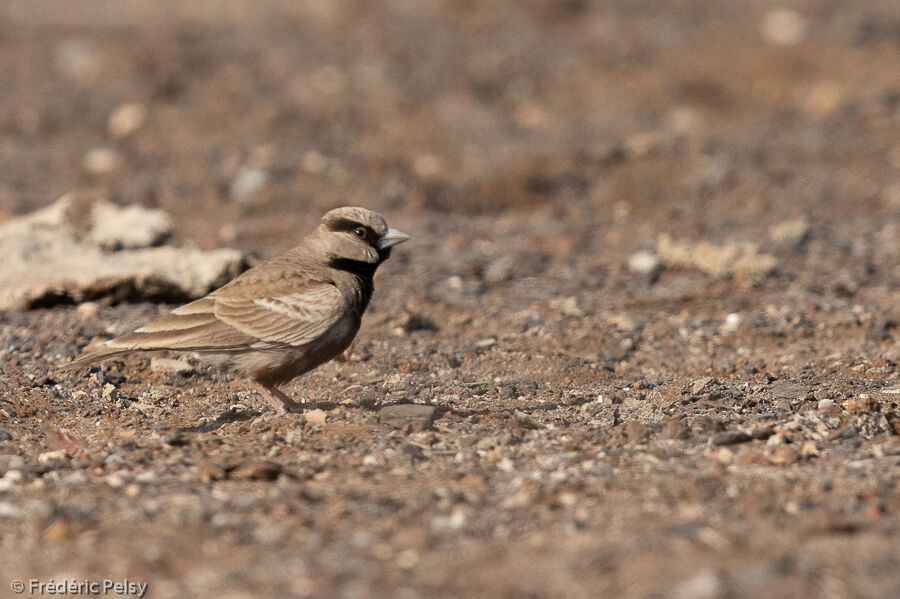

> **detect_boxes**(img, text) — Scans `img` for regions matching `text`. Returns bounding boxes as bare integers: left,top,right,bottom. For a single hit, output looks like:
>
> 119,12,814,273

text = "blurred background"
2,1,898,257
1,1,900,598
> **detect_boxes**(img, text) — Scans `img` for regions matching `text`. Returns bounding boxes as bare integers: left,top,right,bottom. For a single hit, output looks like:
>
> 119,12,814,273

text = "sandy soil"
1,1,899,598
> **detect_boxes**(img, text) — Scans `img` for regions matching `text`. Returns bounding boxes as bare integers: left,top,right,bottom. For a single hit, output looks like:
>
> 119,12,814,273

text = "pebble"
0,501,23,518
37,449,67,464
284,428,304,445
150,357,195,375
770,219,810,246
692,377,716,395
0,429,12,442
88,200,174,250
627,251,663,276
55,40,102,82
230,166,268,203
484,255,514,283
379,404,438,433
102,383,118,402
560,296,584,317
107,103,147,138
722,312,742,332
513,410,544,430
817,398,836,410
761,9,807,46
475,337,497,349
843,395,877,414
75,302,100,321
229,459,282,481
305,408,328,425
657,234,777,279
83,147,120,175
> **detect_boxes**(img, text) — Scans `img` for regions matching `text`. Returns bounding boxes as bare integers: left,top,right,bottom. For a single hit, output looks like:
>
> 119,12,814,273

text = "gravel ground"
1,1,899,598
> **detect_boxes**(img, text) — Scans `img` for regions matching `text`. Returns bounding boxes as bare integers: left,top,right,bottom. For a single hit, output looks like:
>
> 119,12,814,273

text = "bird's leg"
252,381,303,414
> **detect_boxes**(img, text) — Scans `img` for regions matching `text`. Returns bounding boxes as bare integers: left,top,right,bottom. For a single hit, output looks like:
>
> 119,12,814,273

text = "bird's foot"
252,381,304,415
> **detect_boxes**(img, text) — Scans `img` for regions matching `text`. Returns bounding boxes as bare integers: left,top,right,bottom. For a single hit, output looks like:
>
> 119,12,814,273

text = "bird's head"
316,206,410,266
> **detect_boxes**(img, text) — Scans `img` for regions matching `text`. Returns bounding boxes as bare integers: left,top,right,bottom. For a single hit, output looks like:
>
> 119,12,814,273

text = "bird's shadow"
179,406,261,433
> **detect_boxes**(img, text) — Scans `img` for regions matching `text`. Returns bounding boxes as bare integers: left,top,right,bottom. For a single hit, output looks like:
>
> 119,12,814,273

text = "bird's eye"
353,227,367,238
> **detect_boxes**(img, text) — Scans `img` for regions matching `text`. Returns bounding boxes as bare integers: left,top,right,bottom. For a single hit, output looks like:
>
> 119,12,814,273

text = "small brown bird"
66,207,410,413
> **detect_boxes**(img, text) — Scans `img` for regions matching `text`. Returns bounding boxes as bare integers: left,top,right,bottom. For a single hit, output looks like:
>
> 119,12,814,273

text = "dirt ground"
1,1,900,597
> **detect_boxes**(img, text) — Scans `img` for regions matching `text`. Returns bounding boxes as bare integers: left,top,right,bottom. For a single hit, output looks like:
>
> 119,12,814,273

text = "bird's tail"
62,343,138,371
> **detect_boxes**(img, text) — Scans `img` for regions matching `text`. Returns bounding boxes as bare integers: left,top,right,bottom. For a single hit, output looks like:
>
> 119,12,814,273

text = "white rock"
107,103,147,138
628,251,662,275
770,219,810,246
150,357,194,375
230,167,268,203
762,9,807,46
88,200,173,250
83,147,120,175
0,194,247,309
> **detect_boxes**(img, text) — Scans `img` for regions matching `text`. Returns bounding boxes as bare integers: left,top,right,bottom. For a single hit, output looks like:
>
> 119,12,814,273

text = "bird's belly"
201,314,360,385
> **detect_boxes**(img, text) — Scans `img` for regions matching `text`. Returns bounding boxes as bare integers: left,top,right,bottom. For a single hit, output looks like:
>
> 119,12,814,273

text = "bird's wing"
213,278,347,346
104,296,253,352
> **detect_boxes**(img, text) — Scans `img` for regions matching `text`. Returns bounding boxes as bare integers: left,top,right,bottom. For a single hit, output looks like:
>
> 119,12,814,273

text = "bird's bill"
377,227,411,249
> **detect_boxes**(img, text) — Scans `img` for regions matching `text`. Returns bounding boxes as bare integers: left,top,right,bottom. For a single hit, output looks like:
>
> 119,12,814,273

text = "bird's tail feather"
62,346,141,371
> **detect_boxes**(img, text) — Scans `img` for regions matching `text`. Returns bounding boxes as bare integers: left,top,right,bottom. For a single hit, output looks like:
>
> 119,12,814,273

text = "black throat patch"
328,256,378,310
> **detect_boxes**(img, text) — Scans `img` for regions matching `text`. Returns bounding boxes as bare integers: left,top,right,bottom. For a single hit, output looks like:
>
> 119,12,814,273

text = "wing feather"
213,283,346,346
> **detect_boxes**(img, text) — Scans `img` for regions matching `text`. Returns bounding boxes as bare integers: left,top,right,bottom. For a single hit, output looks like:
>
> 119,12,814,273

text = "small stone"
198,460,228,483
107,103,147,138
104,472,127,488
561,296,584,317
800,441,820,458
83,147,120,175
42,520,71,541
843,395,878,414
770,219,810,247
817,398,836,410
284,428,304,445
3,470,24,483
770,380,807,400
150,357,194,375
229,459,282,481
513,410,544,430
301,151,327,174
475,337,497,349
38,449,68,464
761,9,807,46
484,255,514,283
628,251,663,276
75,302,100,320
305,409,327,425
230,167,268,203
0,429,12,442
55,40,102,82
692,377,715,395
768,447,798,466
709,447,734,464
362,454,380,467
657,234,777,279
379,404,438,433
660,419,691,440
722,313,742,332
104,453,125,465
102,383,118,401
0,501,23,518
88,200,173,250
